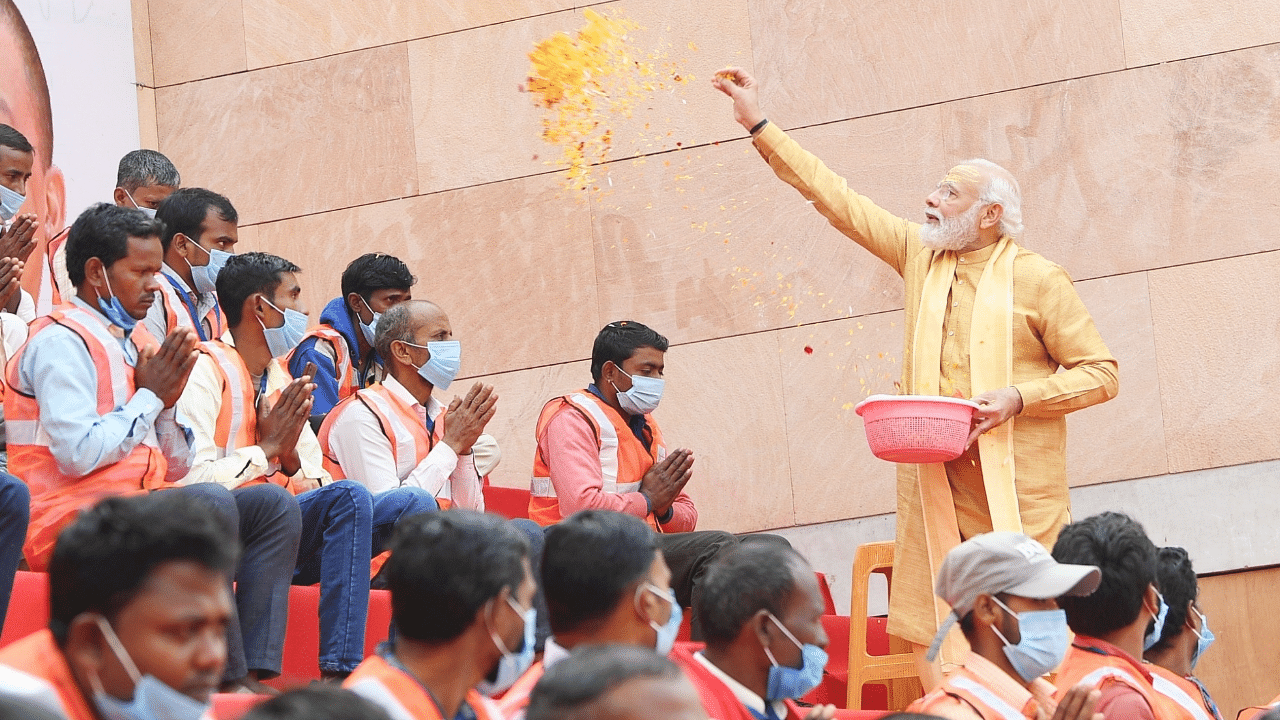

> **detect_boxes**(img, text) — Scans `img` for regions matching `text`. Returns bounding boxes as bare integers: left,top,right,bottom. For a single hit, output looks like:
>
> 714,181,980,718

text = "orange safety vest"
155,271,225,341
196,340,300,494
45,228,67,308
1147,665,1215,720
4,307,167,571
0,630,97,720
1054,644,1192,720
528,391,666,528
496,660,545,719
345,654,502,720
316,383,455,510
289,325,356,400
912,669,1036,720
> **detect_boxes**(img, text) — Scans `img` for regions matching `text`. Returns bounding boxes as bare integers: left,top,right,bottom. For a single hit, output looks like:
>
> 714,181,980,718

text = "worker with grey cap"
907,532,1106,720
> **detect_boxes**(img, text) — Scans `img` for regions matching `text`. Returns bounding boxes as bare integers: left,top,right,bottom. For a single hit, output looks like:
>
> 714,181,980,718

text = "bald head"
374,299,447,363
527,645,706,720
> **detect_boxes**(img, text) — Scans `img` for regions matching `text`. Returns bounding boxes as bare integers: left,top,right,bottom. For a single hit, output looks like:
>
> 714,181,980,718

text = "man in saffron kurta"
713,69,1119,667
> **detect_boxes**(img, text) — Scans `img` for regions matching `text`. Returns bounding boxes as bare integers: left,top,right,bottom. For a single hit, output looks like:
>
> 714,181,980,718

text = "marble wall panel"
131,0,154,87
1120,0,1280,68
1196,567,1280,719
252,172,599,378
1065,272,1168,487
137,87,159,150
408,0,753,195
939,44,1280,281
657,332,795,534
155,44,418,226
243,0,583,69
147,0,247,86
589,103,948,346
779,312,904,525
1148,250,1280,474
465,359,591,490
746,0,1124,130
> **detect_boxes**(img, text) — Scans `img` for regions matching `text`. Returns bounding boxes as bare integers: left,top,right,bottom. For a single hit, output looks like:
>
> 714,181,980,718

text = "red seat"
1,571,49,647
483,485,531,520
266,585,394,690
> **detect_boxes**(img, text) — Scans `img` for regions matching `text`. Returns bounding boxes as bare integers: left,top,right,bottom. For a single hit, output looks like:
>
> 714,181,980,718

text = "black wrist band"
749,118,769,135
657,506,675,524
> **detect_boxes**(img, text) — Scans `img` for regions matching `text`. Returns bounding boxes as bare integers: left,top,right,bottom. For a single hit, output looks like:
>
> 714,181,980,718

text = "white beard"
919,203,981,252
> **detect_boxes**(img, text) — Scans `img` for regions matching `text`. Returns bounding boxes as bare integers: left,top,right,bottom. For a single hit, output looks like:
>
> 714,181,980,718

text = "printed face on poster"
1,0,141,297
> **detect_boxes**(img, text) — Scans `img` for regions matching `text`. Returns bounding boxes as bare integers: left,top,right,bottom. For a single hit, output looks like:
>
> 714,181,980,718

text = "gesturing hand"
0,214,38,264
443,382,497,455
257,363,315,466
966,387,1023,449
0,258,23,314
710,66,766,132
134,327,198,408
639,448,693,517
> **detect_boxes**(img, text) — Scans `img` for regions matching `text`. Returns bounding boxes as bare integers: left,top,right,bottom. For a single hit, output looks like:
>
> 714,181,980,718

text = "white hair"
962,158,1023,237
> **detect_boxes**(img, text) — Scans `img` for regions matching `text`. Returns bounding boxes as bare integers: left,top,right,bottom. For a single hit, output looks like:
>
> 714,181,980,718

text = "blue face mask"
355,296,380,345
185,241,232,295
258,297,308,358
0,184,24,222
477,596,537,697
763,612,828,701
642,583,681,655
404,340,461,391
90,615,211,720
1190,608,1214,670
610,364,665,415
1144,591,1169,651
97,273,139,332
990,597,1070,683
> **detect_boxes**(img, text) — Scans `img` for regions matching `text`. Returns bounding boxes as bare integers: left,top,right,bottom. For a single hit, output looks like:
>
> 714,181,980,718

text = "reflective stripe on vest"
290,325,356,399
1152,674,1213,720
318,384,443,497
4,306,165,570
531,393,630,498
945,676,1027,720
198,340,258,456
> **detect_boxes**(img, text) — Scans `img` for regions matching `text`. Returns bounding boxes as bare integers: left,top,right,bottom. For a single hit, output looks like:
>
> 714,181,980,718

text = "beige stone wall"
134,1,1280,539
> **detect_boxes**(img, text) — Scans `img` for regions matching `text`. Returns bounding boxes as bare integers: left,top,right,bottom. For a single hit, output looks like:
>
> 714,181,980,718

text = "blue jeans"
170,483,301,681
0,472,29,634
293,483,436,672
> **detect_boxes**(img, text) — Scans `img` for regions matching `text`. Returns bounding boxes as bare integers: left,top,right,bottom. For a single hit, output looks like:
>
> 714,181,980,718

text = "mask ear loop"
763,612,803,667
91,614,143,687
1190,607,1208,641
483,596,515,659
988,596,1024,647
635,583,672,633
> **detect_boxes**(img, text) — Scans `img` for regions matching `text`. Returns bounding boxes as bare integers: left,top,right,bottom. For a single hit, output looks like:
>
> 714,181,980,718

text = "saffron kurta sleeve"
751,123,1118,647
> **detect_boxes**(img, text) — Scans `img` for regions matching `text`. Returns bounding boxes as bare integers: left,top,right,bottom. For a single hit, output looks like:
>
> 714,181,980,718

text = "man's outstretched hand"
711,66,766,133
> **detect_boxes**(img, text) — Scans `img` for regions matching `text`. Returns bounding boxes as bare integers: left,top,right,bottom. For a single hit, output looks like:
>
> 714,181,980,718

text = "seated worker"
0,124,38,321
1052,512,1194,720
499,509,681,717
319,300,499,508
1144,547,1221,720
288,252,415,420
345,510,534,720
0,492,237,720
670,542,835,720
143,187,238,342
909,531,1103,720
530,320,788,637
527,644,708,720
7,203,301,693
48,149,180,306
176,251,435,680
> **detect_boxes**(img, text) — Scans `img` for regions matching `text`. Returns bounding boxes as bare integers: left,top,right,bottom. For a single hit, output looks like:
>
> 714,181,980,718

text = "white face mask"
258,297,308,358
609,363,665,415
89,615,211,720
0,183,24,222
123,188,157,219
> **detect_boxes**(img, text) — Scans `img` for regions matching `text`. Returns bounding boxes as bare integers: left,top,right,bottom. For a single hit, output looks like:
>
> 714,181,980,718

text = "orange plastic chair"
845,541,922,710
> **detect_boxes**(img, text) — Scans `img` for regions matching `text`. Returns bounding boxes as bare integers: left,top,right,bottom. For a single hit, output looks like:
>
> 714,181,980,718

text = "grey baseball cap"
926,531,1100,660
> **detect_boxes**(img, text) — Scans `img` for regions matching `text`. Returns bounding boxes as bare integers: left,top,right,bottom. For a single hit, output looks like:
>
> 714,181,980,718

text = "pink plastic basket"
854,394,979,464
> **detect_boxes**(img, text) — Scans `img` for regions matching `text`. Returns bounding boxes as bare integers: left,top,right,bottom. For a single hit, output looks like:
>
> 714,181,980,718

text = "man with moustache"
713,68,1118,686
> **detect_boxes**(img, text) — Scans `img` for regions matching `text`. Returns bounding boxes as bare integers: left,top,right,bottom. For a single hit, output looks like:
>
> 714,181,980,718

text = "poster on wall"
1,0,141,308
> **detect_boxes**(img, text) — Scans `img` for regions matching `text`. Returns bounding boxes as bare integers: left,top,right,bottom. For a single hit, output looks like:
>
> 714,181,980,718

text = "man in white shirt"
319,299,499,509
176,251,435,680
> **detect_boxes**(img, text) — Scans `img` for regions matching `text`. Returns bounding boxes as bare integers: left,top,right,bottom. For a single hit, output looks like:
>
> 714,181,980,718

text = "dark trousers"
173,483,302,681
0,472,29,634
